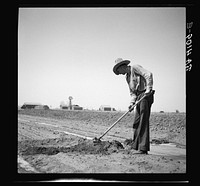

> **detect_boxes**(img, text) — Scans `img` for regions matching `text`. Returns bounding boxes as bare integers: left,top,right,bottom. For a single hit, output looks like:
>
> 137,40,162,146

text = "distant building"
21,103,49,110
99,105,115,111
43,105,49,110
61,106,68,109
60,103,68,109
72,105,83,110
60,104,83,110
34,105,44,109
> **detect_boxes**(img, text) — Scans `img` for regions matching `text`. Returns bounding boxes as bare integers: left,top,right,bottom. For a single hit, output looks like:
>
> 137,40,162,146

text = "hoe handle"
98,110,130,140
98,90,155,140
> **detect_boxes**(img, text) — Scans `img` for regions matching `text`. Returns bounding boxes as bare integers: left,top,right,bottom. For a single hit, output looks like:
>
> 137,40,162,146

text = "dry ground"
18,109,186,174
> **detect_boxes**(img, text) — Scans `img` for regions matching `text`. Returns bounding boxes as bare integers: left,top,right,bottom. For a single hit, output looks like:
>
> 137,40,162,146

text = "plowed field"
18,109,186,174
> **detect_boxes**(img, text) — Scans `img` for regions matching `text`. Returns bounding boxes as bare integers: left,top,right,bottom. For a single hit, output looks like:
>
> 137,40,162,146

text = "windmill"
68,96,73,110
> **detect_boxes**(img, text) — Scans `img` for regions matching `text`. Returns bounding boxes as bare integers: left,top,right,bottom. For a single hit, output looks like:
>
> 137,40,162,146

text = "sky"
18,7,186,112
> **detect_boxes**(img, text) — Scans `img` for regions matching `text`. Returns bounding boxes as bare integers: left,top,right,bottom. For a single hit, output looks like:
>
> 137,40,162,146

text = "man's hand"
128,103,135,112
144,89,153,97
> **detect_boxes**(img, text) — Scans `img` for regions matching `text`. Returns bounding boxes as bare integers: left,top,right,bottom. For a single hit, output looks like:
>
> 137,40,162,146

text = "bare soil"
18,109,186,174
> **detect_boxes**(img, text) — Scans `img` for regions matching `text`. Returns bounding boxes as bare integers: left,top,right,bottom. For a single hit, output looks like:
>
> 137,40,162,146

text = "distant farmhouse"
21,102,49,110
99,105,116,111
71,105,83,110
60,104,83,111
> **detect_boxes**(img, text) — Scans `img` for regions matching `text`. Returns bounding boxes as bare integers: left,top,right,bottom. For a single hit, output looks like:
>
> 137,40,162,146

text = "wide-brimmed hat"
113,58,130,75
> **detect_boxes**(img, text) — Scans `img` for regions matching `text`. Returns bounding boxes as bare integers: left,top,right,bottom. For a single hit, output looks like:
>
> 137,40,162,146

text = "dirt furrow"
18,115,131,142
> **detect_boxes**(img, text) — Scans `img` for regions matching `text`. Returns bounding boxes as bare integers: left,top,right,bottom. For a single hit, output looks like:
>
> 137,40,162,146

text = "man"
113,58,154,154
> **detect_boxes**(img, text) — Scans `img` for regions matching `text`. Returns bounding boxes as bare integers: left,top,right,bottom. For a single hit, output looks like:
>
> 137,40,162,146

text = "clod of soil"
67,139,124,154
21,146,60,156
19,139,124,156
123,139,134,146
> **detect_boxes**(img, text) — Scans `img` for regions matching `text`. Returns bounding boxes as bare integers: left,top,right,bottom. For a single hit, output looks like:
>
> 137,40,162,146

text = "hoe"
93,90,155,143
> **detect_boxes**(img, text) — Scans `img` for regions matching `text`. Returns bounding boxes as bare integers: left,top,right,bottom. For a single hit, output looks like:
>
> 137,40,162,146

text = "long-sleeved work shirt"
126,64,153,103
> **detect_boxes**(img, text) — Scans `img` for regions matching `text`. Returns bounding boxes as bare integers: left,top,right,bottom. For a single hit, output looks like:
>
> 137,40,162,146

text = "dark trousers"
132,91,154,151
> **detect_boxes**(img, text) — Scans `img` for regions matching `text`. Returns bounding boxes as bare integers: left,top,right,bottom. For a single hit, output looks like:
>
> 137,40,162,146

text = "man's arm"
126,72,138,105
128,90,137,111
